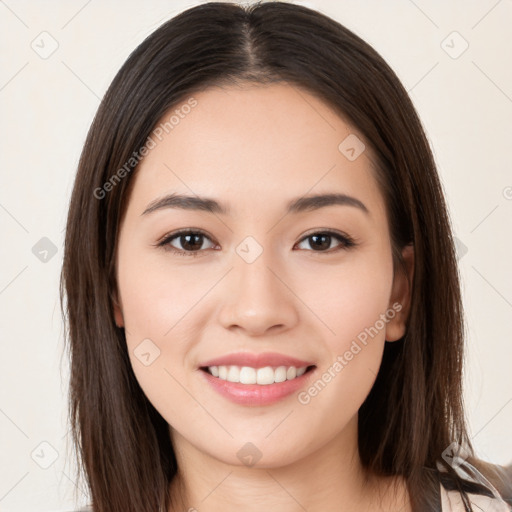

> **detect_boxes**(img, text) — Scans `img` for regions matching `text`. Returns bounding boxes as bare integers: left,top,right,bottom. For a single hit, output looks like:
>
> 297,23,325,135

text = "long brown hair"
60,2,508,511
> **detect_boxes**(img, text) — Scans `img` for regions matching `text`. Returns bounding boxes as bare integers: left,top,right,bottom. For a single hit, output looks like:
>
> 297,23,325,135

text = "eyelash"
155,228,357,257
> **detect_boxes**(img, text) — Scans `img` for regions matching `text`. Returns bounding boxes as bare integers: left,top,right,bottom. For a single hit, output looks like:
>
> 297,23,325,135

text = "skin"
113,82,414,512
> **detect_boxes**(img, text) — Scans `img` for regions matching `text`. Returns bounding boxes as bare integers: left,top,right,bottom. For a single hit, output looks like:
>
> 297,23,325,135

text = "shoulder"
441,484,510,511
438,458,512,511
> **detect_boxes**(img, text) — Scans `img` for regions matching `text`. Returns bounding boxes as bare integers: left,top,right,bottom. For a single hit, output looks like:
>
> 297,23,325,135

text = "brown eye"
295,231,356,252
175,233,205,251
158,230,216,256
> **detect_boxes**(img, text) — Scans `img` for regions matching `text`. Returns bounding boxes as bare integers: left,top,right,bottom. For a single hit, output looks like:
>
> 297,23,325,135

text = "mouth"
199,364,317,385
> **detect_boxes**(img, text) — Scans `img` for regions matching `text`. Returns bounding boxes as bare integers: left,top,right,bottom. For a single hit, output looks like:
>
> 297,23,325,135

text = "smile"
203,365,312,385
199,365,317,406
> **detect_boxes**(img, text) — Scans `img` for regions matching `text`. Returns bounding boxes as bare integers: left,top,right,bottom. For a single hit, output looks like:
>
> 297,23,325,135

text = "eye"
156,228,357,257
294,230,356,253
156,229,217,257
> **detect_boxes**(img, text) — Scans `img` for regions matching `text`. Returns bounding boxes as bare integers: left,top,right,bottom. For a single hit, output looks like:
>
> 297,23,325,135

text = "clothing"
441,483,510,511
439,458,511,511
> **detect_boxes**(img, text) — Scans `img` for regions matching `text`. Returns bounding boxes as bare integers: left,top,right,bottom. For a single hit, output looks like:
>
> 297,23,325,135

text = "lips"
198,351,315,369
199,363,317,406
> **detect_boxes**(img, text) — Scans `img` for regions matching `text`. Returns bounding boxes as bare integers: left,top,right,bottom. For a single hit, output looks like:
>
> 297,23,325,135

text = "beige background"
0,0,511,510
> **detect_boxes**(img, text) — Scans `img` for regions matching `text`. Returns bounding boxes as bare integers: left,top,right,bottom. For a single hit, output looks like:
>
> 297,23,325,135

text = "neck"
167,415,410,512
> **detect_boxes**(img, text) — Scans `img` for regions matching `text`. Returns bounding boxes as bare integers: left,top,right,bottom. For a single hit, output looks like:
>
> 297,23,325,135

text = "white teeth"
206,364,310,384
239,366,257,384
274,366,287,383
227,366,240,383
256,366,274,385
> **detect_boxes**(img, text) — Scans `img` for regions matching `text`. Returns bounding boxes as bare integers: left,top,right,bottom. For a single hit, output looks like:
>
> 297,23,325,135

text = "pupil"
182,234,202,251
311,234,330,250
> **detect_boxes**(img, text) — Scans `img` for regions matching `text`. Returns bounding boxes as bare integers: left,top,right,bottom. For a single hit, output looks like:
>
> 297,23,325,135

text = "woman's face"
113,82,411,468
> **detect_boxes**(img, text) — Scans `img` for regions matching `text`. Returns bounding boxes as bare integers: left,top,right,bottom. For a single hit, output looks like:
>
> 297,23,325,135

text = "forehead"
126,82,386,220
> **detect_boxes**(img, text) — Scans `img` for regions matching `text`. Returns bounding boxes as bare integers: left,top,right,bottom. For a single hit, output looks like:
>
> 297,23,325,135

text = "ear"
385,244,414,342
111,288,124,328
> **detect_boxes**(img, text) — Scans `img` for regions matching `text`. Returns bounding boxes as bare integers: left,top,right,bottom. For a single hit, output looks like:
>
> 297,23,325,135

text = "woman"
60,2,512,511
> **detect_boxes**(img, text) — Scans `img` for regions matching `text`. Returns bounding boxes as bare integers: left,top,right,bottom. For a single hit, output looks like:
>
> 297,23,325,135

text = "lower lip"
199,367,316,406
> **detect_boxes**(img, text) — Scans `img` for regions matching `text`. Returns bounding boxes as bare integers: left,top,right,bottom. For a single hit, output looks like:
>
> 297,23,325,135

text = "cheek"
119,269,199,424
117,235,394,434
118,247,207,342
296,250,394,349
119,241,394,368
115,249,203,408
294,251,393,403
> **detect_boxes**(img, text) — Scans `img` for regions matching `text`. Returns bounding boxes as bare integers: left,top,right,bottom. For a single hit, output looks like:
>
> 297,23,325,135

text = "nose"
217,248,299,336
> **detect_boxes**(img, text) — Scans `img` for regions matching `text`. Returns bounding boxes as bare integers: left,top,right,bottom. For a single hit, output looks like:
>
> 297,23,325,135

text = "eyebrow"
141,192,369,216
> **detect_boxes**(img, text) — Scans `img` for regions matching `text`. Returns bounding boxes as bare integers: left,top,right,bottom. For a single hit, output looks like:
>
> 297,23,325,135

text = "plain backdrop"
0,1,511,510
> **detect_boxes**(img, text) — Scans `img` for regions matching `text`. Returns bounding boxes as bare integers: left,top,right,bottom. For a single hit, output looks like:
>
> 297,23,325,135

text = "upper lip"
199,352,315,369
